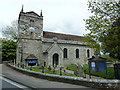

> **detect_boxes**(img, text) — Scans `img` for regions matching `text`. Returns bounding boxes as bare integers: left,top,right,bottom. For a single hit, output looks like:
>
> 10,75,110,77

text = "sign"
90,62,96,71
27,60,37,64
91,62,95,67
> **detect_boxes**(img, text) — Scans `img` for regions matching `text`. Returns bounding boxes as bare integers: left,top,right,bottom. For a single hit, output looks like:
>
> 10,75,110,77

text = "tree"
103,18,120,60
2,20,18,40
1,20,18,62
1,39,16,62
84,0,120,61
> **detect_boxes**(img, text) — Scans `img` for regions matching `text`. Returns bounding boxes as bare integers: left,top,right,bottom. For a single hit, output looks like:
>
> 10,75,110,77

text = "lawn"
66,64,115,79
24,66,76,77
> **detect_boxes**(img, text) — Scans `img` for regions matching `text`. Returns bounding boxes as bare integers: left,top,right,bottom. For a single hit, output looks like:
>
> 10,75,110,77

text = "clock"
29,27,35,32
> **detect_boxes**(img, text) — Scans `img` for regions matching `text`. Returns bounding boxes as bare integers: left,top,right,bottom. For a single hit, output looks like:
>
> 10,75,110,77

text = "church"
16,7,95,67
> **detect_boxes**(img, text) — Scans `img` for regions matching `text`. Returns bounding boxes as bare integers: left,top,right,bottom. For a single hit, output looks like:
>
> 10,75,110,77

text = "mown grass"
66,64,75,71
66,64,115,79
24,66,76,77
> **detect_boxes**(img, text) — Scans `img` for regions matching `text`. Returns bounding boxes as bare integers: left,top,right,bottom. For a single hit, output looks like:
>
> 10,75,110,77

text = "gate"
114,63,120,79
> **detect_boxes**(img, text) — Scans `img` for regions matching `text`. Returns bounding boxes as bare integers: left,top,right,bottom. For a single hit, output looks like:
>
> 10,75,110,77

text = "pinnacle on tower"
40,10,43,16
21,5,24,12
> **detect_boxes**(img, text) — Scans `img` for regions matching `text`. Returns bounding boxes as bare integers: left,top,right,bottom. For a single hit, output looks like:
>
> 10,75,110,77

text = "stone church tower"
16,6,43,66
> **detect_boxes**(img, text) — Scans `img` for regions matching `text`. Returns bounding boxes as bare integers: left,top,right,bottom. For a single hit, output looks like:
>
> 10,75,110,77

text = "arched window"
63,48,67,58
76,49,79,58
87,49,90,58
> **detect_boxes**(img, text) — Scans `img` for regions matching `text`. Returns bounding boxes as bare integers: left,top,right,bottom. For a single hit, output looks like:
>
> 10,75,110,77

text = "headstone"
41,66,44,73
74,64,79,76
78,65,84,77
74,64,84,77
48,66,51,71
60,67,62,76
53,67,56,74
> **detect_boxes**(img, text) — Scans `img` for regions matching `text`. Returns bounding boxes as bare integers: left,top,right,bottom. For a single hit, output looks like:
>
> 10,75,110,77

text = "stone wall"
8,64,120,89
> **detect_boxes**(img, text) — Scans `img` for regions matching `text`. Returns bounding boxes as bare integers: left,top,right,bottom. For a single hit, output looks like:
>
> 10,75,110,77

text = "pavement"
0,64,97,89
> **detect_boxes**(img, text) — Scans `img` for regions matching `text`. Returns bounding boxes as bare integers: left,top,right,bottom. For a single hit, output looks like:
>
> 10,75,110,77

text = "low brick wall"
7,64,120,89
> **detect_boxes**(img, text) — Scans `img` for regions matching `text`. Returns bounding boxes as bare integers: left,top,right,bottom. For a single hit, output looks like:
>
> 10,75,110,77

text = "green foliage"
82,64,89,71
102,18,120,60
84,0,120,61
101,55,118,62
2,39,16,62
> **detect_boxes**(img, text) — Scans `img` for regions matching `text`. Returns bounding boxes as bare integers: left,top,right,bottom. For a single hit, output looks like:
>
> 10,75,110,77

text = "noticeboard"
27,59,38,66
89,61,106,71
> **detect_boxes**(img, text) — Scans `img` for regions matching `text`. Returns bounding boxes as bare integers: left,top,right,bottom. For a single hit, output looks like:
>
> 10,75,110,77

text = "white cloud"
0,0,91,36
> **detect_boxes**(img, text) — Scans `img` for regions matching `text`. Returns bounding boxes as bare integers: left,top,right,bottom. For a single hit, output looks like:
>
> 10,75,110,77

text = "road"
1,64,97,89
0,75,30,89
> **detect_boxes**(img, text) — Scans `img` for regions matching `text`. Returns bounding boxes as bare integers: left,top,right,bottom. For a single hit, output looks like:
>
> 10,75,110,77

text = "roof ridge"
43,31,84,37
43,31,85,41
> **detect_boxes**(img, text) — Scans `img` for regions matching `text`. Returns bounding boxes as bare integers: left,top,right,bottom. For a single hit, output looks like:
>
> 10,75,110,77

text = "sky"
0,0,92,38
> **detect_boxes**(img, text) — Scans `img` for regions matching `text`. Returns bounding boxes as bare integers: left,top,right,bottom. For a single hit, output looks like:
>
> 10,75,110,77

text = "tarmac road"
1,64,97,89
0,75,31,89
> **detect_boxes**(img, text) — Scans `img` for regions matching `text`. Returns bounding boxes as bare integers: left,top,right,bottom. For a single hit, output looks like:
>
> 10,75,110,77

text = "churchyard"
15,63,115,79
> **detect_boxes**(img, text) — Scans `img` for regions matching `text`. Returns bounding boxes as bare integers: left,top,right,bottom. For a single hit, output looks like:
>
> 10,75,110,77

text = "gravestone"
48,66,51,71
74,64,79,76
78,65,84,77
74,64,84,77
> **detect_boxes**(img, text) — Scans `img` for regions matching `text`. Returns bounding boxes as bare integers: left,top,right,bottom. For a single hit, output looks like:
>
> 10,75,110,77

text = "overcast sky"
0,0,92,38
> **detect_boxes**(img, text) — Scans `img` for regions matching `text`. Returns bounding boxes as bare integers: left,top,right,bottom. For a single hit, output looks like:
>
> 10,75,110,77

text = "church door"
53,53,59,67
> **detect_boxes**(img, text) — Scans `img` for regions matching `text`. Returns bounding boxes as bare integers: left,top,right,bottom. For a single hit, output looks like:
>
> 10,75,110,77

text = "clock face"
29,27,35,32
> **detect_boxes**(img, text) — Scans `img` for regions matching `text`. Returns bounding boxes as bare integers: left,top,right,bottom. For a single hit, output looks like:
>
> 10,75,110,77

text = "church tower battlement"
18,5,43,40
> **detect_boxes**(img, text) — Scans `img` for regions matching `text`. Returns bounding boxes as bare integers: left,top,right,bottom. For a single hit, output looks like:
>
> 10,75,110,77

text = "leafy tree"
2,20,18,40
1,20,18,62
84,0,120,61
2,39,16,62
103,18,120,60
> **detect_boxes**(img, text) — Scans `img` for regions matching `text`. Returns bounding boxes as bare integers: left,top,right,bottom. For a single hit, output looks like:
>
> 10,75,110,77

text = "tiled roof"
43,31,85,41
